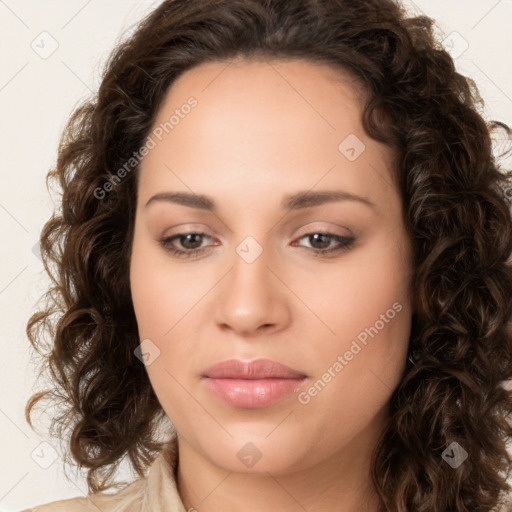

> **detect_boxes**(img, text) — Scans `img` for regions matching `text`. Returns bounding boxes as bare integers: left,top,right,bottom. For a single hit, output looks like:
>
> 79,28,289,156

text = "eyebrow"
145,189,377,212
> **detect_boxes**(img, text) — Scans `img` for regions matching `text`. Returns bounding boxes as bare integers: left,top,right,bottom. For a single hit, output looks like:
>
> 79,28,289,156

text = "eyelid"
160,223,215,236
293,221,353,238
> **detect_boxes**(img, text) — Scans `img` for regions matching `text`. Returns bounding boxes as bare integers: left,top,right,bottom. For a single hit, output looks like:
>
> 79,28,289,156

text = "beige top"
21,435,187,512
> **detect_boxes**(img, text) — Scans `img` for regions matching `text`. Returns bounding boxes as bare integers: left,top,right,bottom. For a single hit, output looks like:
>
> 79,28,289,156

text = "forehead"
137,57,398,212
161,57,367,134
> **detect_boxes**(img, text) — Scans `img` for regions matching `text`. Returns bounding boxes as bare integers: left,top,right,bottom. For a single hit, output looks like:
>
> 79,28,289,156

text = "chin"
193,430,312,474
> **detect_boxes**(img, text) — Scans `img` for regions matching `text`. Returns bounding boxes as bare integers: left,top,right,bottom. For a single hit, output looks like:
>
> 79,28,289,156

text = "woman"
23,0,512,510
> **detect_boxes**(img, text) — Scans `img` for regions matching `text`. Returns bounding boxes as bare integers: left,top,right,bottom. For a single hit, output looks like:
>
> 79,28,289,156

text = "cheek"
130,250,167,337
129,231,205,337
299,232,411,352
129,241,195,424
129,233,211,407
293,230,412,421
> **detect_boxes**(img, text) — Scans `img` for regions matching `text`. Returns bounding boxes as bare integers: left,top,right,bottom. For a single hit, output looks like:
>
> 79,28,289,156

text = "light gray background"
1,1,511,510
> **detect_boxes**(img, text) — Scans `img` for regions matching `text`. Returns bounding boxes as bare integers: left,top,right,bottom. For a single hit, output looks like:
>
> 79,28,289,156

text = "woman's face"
130,58,414,475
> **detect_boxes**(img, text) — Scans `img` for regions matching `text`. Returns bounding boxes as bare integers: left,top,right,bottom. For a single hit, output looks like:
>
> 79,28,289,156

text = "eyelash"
158,231,356,259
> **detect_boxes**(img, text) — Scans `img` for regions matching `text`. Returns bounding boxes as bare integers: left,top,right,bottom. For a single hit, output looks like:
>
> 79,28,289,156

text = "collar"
143,433,187,512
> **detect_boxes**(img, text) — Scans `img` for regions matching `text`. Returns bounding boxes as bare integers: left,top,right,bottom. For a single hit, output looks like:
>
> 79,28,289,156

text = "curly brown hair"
26,0,512,510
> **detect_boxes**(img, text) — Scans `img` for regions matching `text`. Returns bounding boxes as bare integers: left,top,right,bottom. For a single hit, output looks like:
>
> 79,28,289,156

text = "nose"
214,244,291,337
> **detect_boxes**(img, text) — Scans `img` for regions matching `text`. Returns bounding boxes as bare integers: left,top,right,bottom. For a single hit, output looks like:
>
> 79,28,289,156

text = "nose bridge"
228,235,275,309
214,234,289,334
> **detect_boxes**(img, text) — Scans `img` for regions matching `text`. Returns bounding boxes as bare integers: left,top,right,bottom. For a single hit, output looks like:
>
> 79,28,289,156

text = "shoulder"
20,477,147,512
19,495,101,512
20,436,182,512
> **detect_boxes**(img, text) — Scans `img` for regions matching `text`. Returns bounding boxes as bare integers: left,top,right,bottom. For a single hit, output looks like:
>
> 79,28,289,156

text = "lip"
201,359,307,408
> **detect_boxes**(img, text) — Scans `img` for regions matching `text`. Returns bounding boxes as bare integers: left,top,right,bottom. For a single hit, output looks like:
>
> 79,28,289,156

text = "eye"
159,231,355,259
159,232,214,258
292,232,355,256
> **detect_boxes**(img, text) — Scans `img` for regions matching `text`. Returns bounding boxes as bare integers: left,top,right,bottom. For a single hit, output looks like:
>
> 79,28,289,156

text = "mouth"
201,358,308,409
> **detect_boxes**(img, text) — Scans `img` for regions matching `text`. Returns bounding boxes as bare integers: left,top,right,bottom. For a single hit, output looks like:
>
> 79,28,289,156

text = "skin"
129,57,414,512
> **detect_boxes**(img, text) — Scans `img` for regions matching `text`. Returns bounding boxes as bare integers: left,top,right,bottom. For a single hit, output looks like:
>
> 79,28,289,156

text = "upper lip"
202,359,307,379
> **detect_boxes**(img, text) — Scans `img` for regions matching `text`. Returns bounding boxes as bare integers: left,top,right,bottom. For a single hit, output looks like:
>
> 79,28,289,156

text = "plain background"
0,0,511,510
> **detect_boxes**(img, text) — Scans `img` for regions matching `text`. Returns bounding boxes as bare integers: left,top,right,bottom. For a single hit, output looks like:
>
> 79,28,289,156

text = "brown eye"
293,232,356,256
176,233,205,250
307,233,332,250
159,232,213,258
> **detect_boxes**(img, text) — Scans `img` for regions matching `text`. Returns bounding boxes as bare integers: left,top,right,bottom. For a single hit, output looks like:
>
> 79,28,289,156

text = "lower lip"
203,377,306,408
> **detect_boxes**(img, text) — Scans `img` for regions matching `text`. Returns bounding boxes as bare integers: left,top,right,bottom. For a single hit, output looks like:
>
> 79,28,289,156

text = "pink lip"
201,359,307,408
